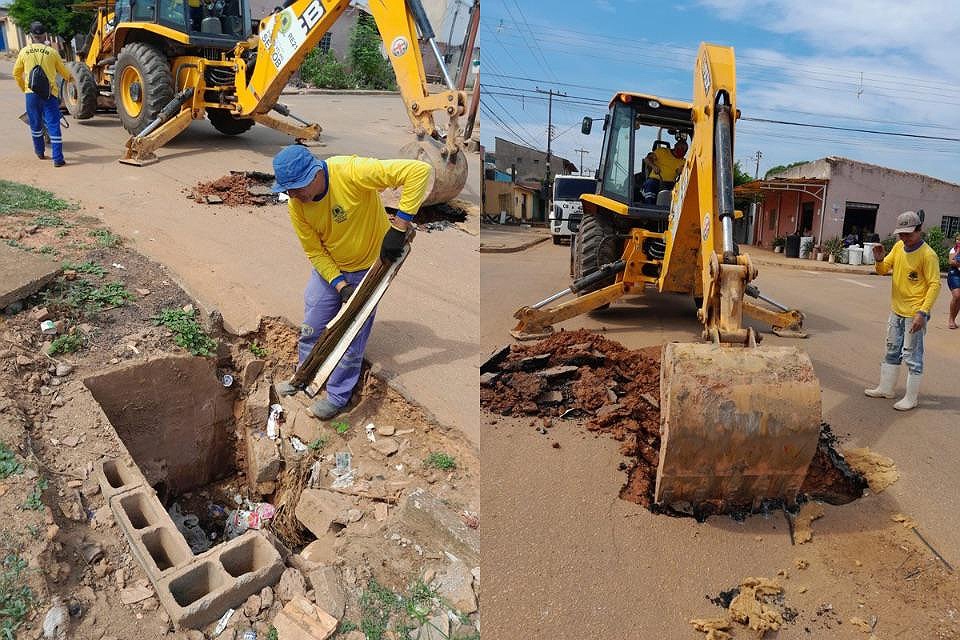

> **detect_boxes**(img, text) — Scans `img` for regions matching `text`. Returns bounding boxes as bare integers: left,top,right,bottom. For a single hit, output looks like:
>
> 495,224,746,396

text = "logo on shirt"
908,270,919,282
332,205,347,223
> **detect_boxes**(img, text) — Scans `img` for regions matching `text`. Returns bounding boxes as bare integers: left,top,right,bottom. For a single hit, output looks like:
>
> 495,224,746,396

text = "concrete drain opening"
480,329,869,521
86,355,284,629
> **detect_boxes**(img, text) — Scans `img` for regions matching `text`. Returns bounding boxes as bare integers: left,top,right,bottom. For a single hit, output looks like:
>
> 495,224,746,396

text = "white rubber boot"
864,363,899,398
893,373,921,411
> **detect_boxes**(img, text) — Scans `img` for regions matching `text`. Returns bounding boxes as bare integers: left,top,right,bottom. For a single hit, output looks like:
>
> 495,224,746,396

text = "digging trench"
480,329,868,521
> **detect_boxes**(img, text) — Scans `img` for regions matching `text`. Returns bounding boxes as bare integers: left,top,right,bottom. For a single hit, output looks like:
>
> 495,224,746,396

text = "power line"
741,117,960,143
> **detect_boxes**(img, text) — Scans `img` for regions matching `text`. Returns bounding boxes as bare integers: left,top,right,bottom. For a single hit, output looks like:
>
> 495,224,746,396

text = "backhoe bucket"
655,342,821,513
399,137,468,206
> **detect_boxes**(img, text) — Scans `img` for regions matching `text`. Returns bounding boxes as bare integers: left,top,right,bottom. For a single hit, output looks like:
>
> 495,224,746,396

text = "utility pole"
574,148,590,175
535,88,566,185
753,150,763,180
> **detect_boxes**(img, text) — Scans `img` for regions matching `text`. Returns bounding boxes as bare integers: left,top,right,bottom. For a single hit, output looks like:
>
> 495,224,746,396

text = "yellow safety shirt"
13,44,73,98
288,156,432,284
875,240,942,317
649,147,685,182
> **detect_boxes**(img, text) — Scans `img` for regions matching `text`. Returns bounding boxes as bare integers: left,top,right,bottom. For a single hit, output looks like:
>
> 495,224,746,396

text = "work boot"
893,373,921,411
54,160,66,167
274,380,298,396
306,397,343,420
864,363,899,398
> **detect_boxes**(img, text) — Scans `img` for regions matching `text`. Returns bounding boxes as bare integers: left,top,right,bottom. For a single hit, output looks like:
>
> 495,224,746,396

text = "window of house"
940,215,960,238
319,32,332,53
768,209,778,230
498,194,509,213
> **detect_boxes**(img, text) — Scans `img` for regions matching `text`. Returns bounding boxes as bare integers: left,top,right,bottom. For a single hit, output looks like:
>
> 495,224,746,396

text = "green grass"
4,240,31,253
152,308,217,357
249,341,268,358
336,620,358,635
333,421,350,435
308,436,329,451
53,279,132,314
88,228,121,247
266,627,278,640
0,444,23,480
23,478,47,511
36,246,56,256
32,214,67,228
0,180,71,215
47,332,85,356
61,260,107,277
358,578,444,640
0,552,35,639
424,452,457,471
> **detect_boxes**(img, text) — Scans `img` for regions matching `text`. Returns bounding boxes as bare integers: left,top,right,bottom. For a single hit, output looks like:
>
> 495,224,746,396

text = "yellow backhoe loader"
61,0,467,204
511,44,822,513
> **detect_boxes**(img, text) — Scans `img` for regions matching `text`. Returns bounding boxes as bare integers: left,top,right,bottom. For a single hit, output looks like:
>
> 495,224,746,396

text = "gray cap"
29,22,46,35
893,211,921,235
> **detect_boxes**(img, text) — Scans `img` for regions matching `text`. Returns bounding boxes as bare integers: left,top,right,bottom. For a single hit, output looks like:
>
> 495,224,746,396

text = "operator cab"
583,93,693,228
111,0,252,48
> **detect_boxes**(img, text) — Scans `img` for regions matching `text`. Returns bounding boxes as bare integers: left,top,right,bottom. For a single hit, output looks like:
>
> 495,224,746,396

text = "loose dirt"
842,447,900,493
480,329,868,518
0,201,478,638
189,171,277,207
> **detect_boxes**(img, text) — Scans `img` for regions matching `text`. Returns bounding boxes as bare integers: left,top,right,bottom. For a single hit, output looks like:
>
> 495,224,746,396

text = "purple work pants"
298,269,376,408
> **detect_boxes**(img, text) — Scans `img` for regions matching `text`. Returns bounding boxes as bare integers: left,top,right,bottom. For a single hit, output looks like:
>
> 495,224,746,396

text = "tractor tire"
207,108,255,135
573,212,620,294
63,62,97,120
112,43,174,135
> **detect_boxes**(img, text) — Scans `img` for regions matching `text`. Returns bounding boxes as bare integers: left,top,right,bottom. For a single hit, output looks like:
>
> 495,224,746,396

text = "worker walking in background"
865,211,942,410
12,22,73,167
271,144,432,420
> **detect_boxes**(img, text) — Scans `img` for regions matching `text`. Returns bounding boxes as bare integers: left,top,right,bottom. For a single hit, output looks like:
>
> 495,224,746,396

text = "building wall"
483,180,512,216
493,137,572,184
0,13,27,51
760,158,960,248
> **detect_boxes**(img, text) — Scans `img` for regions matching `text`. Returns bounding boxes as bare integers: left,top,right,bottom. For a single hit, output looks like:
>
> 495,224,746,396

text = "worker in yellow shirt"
12,22,74,167
271,144,432,419
641,137,687,205
865,210,942,410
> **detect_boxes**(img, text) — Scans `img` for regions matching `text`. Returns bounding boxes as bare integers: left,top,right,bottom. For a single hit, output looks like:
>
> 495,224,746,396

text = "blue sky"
480,0,960,184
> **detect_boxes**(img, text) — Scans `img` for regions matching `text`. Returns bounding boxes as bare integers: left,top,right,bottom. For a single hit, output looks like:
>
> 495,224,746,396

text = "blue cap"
272,145,325,193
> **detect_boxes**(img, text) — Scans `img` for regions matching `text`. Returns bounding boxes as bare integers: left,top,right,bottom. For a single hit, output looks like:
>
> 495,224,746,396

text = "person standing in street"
12,22,73,167
947,233,960,329
864,211,942,410
271,144,432,420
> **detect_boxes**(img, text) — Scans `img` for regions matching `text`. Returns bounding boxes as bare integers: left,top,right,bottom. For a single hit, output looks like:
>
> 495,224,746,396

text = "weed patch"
249,341,268,358
32,214,67,228
152,308,217,356
61,260,107,277
358,578,443,640
0,180,71,215
23,478,47,511
0,553,35,639
333,421,350,435
88,228,121,247
0,444,23,480
47,332,85,356
50,279,132,314
424,452,456,471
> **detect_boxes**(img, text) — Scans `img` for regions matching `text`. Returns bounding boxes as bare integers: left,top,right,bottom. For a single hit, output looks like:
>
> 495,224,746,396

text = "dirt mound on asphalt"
190,171,278,206
480,330,867,517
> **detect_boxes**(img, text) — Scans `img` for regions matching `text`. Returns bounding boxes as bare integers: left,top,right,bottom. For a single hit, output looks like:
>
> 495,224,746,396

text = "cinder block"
97,457,147,499
110,481,285,630
156,532,285,630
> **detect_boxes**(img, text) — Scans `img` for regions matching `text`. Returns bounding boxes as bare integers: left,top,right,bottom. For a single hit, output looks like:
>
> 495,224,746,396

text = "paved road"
481,238,960,638
0,63,479,448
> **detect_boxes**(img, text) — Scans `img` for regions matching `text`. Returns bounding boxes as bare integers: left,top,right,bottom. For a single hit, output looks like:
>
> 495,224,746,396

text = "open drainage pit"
480,329,868,521
86,355,246,551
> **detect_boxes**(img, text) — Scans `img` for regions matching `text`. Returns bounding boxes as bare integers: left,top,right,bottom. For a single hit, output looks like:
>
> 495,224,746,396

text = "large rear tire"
573,212,620,293
112,43,174,135
207,108,255,135
63,62,97,120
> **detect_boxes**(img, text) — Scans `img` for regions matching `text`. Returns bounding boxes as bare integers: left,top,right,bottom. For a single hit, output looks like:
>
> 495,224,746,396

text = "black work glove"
338,283,356,304
380,226,407,263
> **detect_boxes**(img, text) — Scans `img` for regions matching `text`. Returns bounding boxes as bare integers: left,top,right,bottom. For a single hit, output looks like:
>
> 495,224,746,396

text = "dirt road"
481,238,960,638
0,63,479,448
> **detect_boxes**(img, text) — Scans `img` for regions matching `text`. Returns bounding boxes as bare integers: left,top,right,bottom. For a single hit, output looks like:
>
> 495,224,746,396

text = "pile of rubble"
189,172,278,207
481,329,867,515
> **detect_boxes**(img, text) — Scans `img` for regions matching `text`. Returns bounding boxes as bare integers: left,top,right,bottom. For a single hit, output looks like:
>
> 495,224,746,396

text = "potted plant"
772,236,785,253
800,237,814,259
814,245,824,261
824,236,843,264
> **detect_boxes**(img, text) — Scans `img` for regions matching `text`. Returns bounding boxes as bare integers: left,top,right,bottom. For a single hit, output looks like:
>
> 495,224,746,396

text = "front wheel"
112,42,174,134
573,213,620,292
63,61,98,120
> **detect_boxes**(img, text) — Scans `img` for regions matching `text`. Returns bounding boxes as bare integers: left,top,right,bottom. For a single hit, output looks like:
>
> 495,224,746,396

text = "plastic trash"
331,470,355,489
224,502,276,540
290,436,308,453
213,609,235,636
334,452,351,476
365,423,376,442
168,503,211,554
308,460,323,489
266,404,283,440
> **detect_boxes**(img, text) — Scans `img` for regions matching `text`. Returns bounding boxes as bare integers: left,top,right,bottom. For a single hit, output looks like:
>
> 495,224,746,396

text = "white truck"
549,175,597,244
